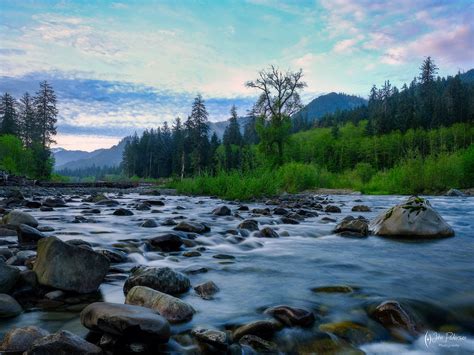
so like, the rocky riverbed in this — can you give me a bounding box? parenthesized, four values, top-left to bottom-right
(0, 188, 473, 354)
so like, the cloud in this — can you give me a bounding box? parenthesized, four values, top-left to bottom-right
(0, 48, 27, 56)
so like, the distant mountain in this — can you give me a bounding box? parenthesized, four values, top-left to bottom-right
(209, 116, 251, 138)
(55, 137, 130, 171)
(52, 148, 98, 167)
(295, 92, 367, 122)
(460, 69, 474, 84)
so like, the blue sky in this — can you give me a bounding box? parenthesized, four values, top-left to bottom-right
(0, 0, 473, 150)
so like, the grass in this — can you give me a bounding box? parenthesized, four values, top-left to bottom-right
(170, 145, 474, 200)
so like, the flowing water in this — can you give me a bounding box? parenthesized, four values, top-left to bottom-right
(1, 193, 474, 353)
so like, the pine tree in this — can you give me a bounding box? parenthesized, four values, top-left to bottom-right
(0, 93, 18, 136)
(188, 95, 210, 175)
(223, 105, 242, 146)
(33, 81, 58, 148)
(18, 92, 36, 147)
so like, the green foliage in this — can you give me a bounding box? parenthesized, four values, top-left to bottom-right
(0, 135, 33, 175)
(49, 173, 70, 183)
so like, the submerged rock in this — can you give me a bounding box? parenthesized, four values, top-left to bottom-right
(80, 302, 170, 343)
(33, 237, 110, 293)
(123, 266, 191, 295)
(141, 219, 158, 228)
(370, 196, 455, 238)
(191, 328, 228, 348)
(2, 210, 38, 227)
(319, 321, 374, 345)
(264, 305, 315, 327)
(126, 286, 195, 323)
(25, 330, 102, 354)
(334, 216, 369, 237)
(239, 334, 277, 352)
(311, 285, 354, 293)
(232, 320, 283, 341)
(0, 326, 49, 353)
(194, 281, 219, 300)
(0, 294, 23, 318)
(369, 300, 420, 336)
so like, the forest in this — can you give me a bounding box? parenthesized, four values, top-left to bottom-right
(0, 81, 58, 179)
(120, 58, 474, 197)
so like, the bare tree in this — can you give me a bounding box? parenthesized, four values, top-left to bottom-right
(245, 66, 306, 163)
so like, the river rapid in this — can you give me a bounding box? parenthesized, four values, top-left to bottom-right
(1, 191, 473, 354)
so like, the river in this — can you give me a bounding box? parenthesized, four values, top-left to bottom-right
(1, 192, 473, 353)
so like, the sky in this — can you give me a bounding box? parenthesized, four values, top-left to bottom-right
(0, 0, 473, 151)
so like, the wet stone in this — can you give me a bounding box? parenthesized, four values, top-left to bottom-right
(140, 219, 158, 228)
(17, 224, 46, 245)
(0, 326, 49, 353)
(212, 205, 231, 216)
(239, 335, 277, 352)
(123, 266, 191, 295)
(238, 219, 259, 231)
(192, 328, 228, 349)
(26, 330, 102, 354)
(194, 281, 219, 300)
(256, 227, 279, 238)
(264, 305, 315, 327)
(147, 234, 183, 252)
(113, 208, 134, 216)
(325, 205, 342, 213)
(352, 205, 371, 212)
(232, 320, 283, 341)
(174, 221, 210, 234)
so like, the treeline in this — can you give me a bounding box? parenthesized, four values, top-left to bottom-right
(122, 96, 260, 178)
(56, 165, 122, 181)
(0, 81, 58, 178)
(318, 58, 474, 134)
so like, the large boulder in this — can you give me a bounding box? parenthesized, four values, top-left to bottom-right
(2, 210, 38, 227)
(25, 330, 102, 354)
(369, 300, 420, 336)
(0, 263, 20, 293)
(370, 196, 455, 238)
(0, 294, 22, 318)
(126, 286, 195, 323)
(212, 205, 231, 216)
(123, 266, 190, 295)
(33, 237, 109, 293)
(264, 305, 315, 327)
(0, 326, 49, 353)
(80, 302, 170, 343)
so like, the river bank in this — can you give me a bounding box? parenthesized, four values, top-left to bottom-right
(0, 188, 473, 353)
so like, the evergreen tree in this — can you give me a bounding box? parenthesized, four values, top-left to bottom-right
(18, 92, 36, 147)
(33, 81, 58, 148)
(188, 95, 210, 175)
(0, 93, 18, 136)
(223, 105, 242, 146)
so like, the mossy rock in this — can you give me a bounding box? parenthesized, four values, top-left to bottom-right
(319, 321, 375, 345)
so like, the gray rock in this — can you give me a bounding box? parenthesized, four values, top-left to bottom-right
(0, 263, 20, 293)
(334, 216, 369, 237)
(126, 285, 195, 323)
(325, 205, 341, 213)
(191, 328, 227, 348)
(2, 210, 38, 227)
(123, 266, 190, 295)
(80, 302, 170, 343)
(352, 205, 371, 212)
(446, 188, 466, 197)
(212, 205, 231, 216)
(194, 281, 219, 300)
(141, 219, 158, 228)
(232, 320, 283, 341)
(256, 227, 279, 238)
(96, 248, 128, 263)
(370, 196, 455, 238)
(0, 294, 22, 318)
(239, 335, 277, 352)
(264, 305, 315, 327)
(173, 221, 210, 234)
(33, 237, 110, 293)
(0, 326, 49, 353)
(147, 234, 183, 252)
(113, 208, 134, 216)
(17, 224, 46, 245)
(25, 330, 102, 354)
(238, 219, 259, 231)
(370, 300, 420, 336)
(95, 199, 119, 206)
(42, 197, 67, 208)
